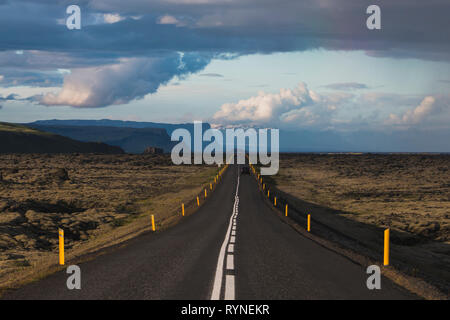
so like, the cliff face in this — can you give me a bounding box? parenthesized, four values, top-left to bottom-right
(29, 119, 211, 136)
(0, 123, 124, 154)
(26, 124, 174, 154)
(27, 119, 213, 154)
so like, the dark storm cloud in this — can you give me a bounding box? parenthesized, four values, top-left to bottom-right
(1, 0, 449, 59)
(0, 93, 30, 105)
(0, 68, 63, 87)
(0, 93, 20, 101)
(0, 0, 449, 107)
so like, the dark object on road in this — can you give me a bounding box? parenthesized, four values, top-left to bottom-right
(241, 166, 250, 175)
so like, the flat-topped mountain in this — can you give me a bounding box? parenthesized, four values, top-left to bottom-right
(0, 122, 124, 154)
(26, 124, 174, 154)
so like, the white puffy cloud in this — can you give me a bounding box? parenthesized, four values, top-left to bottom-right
(103, 13, 125, 24)
(39, 53, 212, 108)
(157, 15, 185, 27)
(386, 96, 438, 125)
(212, 83, 450, 132)
(212, 82, 352, 128)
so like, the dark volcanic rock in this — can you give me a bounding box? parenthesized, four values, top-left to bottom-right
(54, 168, 69, 181)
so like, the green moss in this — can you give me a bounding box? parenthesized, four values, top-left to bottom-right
(0, 122, 53, 136)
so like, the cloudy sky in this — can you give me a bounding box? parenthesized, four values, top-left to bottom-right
(0, 0, 449, 151)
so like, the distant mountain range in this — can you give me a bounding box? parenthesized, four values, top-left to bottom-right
(27, 124, 173, 154)
(10, 119, 447, 154)
(0, 122, 124, 154)
(27, 119, 211, 154)
(29, 119, 210, 135)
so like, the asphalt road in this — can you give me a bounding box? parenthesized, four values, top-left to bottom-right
(3, 165, 416, 300)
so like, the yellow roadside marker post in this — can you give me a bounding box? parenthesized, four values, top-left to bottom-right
(285, 204, 288, 217)
(197, 196, 200, 207)
(263, 184, 265, 190)
(210, 183, 213, 190)
(182, 203, 185, 216)
(267, 190, 270, 198)
(205, 189, 207, 198)
(151, 214, 156, 231)
(307, 214, 311, 232)
(58, 228, 64, 265)
(384, 229, 390, 266)
(274, 197, 277, 206)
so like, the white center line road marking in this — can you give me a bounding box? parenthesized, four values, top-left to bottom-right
(226, 254, 234, 270)
(224, 275, 235, 300)
(210, 170, 240, 300)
